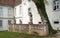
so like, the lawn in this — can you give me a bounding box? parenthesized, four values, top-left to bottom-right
(0, 31, 52, 38)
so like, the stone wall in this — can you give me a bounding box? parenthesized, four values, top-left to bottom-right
(8, 23, 49, 36)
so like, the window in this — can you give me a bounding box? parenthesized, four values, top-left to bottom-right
(53, 0, 59, 10)
(28, 8, 31, 11)
(0, 20, 2, 27)
(8, 8, 13, 17)
(28, 8, 31, 12)
(54, 21, 59, 24)
(0, 7, 3, 16)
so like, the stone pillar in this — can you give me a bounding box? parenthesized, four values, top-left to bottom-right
(13, 16, 16, 32)
(29, 23, 31, 34)
(43, 20, 47, 25)
(43, 20, 49, 35)
(13, 16, 16, 24)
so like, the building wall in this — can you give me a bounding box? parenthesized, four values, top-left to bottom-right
(45, 0, 60, 30)
(15, 0, 42, 24)
(0, 6, 14, 30)
(30, 1, 41, 24)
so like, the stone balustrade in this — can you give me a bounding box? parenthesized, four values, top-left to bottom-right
(8, 23, 49, 36)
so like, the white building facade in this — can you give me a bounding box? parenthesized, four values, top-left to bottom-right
(0, 6, 14, 31)
(44, 0, 60, 30)
(15, 0, 42, 24)
(0, 0, 42, 30)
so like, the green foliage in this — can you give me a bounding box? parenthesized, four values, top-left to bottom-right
(33, 0, 57, 34)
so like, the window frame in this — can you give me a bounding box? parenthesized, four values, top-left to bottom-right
(53, 0, 60, 11)
(0, 7, 3, 16)
(8, 8, 13, 17)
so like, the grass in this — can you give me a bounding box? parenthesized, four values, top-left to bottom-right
(0, 31, 55, 38)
